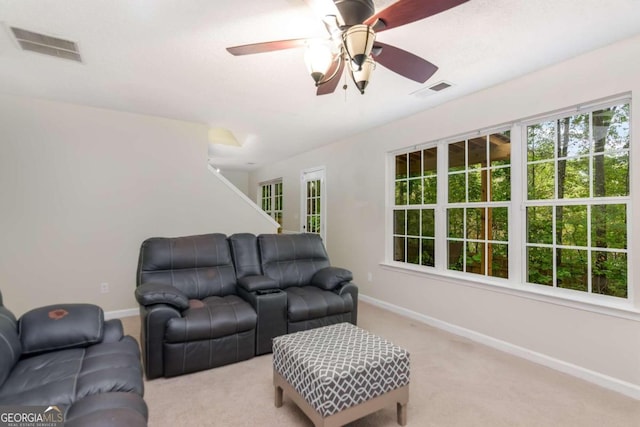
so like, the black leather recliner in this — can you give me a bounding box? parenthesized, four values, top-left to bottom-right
(0, 290, 147, 426)
(230, 233, 358, 353)
(257, 233, 358, 332)
(135, 233, 257, 379)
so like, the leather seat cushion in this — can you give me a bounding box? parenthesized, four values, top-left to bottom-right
(286, 287, 353, 322)
(165, 295, 257, 343)
(65, 392, 148, 427)
(0, 337, 143, 406)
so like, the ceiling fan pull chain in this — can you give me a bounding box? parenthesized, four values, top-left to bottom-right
(342, 62, 349, 104)
(343, 68, 348, 102)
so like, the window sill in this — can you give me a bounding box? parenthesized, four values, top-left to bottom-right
(379, 261, 640, 322)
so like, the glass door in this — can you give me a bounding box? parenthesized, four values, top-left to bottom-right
(301, 167, 326, 241)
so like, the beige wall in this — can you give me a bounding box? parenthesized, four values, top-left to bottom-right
(0, 94, 277, 316)
(249, 35, 640, 391)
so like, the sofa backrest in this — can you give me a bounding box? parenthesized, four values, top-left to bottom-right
(137, 233, 237, 299)
(0, 291, 21, 386)
(258, 233, 330, 289)
(228, 233, 262, 279)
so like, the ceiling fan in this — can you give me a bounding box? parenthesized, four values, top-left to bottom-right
(226, 0, 469, 95)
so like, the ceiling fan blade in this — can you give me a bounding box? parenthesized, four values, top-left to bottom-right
(373, 42, 438, 83)
(317, 58, 345, 96)
(364, 0, 469, 32)
(226, 39, 310, 56)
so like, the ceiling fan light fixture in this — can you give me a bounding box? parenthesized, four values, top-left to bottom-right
(351, 56, 375, 94)
(342, 24, 375, 70)
(304, 42, 334, 85)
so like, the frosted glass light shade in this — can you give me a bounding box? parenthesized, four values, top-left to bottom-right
(305, 42, 334, 84)
(343, 24, 375, 69)
(352, 56, 375, 94)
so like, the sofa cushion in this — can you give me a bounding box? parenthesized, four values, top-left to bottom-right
(165, 295, 257, 343)
(259, 234, 330, 288)
(285, 287, 353, 322)
(138, 233, 238, 299)
(0, 336, 143, 406)
(19, 304, 103, 355)
(0, 306, 21, 386)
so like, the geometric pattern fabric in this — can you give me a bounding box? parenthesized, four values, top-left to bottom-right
(273, 322, 410, 417)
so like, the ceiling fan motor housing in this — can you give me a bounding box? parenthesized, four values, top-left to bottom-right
(334, 0, 375, 26)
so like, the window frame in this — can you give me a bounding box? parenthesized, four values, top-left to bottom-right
(385, 94, 633, 311)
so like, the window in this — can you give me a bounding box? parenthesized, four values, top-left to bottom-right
(525, 102, 629, 298)
(447, 132, 511, 278)
(393, 147, 437, 266)
(388, 96, 630, 302)
(260, 180, 283, 231)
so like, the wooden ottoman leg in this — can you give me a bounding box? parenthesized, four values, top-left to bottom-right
(396, 384, 409, 426)
(275, 385, 283, 408)
(397, 402, 407, 426)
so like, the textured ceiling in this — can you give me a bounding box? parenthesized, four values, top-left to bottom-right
(1, 0, 639, 170)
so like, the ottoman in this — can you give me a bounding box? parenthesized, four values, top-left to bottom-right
(273, 322, 410, 427)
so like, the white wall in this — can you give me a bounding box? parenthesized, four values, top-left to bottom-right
(249, 35, 640, 393)
(0, 94, 277, 316)
(219, 169, 250, 196)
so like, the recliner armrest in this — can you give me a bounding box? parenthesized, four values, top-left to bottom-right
(19, 303, 104, 355)
(102, 319, 125, 343)
(336, 282, 358, 325)
(311, 266, 353, 290)
(135, 283, 189, 310)
(237, 275, 279, 292)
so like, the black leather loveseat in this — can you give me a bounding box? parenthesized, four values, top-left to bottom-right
(0, 290, 147, 426)
(135, 232, 357, 379)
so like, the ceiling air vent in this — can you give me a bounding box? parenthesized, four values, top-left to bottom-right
(410, 80, 454, 98)
(11, 27, 82, 62)
(429, 81, 452, 92)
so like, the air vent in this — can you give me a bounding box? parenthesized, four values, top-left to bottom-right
(429, 81, 452, 92)
(410, 80, 454, 98)
(11, 27, 82, 62)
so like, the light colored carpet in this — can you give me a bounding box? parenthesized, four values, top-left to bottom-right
(121, 303, 640, 426)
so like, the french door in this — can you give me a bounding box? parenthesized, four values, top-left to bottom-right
(301, 167, 326, 241)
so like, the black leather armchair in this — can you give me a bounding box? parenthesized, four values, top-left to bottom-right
(257, 233, 358, 333)
(135, 233, 257, 379)
(229, 232, 358, 350)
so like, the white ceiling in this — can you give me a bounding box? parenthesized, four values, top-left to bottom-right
(1, 0, 639, 170)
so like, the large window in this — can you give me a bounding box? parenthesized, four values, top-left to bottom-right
(525, 102, 629, 298)
(389, 97, 630, 302)
(260, 180, 283, 231)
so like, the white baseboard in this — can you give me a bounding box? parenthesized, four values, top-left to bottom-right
(359, 294, 640, 400)
(104, 307, 138, 320)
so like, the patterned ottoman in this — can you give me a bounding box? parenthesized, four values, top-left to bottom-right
(273, 322, 410, 427)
